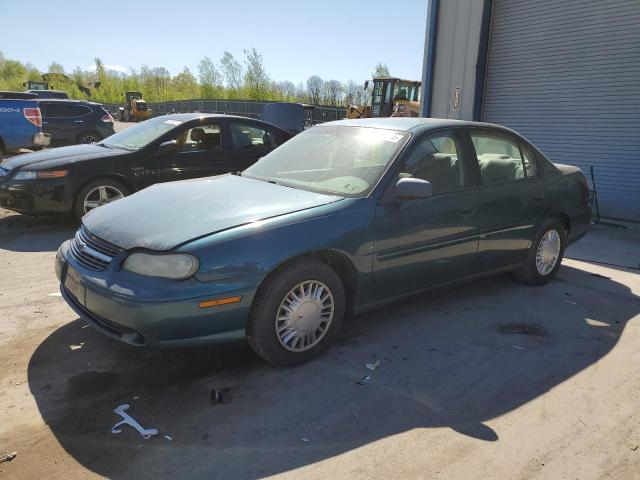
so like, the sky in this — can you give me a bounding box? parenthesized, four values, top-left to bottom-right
(0, 0, 428, 84)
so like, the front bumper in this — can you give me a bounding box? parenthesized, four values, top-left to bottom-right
(56, 240, 254, 348)
(0, 177, 71, 214)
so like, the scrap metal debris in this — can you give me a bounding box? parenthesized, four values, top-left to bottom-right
(111, 404, 158, 439)
(512, 345, 524, 351)
(211, 387, 231, 404)
(164, 435, 173, 441)
(0, 452, 17, 463)
(366, 360, 380, 371)
(356, 375, 371, 385)
(301, 437, 310, 442)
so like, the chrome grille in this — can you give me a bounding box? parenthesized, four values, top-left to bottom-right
(69, 227, 121, 271)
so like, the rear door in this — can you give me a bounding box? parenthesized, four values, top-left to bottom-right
(465, 128, 545, 269)
(373, 129, 481, 299)
(145, 121, 223, 184)
(42, 103, 92, 143)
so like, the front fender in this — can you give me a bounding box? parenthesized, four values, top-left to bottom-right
(181, 198, 377, 304)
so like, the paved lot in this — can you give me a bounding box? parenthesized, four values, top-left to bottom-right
(0, 208, 639, 479)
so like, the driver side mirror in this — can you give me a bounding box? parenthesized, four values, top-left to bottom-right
(395, 177, 433, 200)
(157, 140, 177, 153)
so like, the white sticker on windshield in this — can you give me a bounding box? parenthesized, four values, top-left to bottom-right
(163, 120, 182, 126)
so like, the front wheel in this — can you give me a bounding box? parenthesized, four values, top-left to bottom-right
(514, 217, 566, 285)
(247, 259, 345, 366)
(73, 178, 130, 222)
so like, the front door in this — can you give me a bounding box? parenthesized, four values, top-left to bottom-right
(467, 129, 545, 269)
(145, 123, 223, 184)
(373, 129, 481, 300)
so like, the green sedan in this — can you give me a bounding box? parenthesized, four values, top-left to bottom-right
(55, 118, 591, 365)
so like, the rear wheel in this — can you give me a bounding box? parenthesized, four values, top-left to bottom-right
(73, 178, 130, 222)
(247, 259, 345, 366)
(77, 131, 101, 144)
(514, 217, 566, 285)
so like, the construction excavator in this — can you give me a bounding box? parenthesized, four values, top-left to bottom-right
(346, 77, 421, 119)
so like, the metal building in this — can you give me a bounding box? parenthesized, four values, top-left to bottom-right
(421, 0, 640, 222)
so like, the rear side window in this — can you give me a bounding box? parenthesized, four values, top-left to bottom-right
(521, 143, 538, 177)
(43, 104, 91, 118)
(471, 133, 525, 184)
(230, 123, 276, 149)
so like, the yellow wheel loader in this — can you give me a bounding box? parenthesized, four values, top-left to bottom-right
(347, 77, 421, 119)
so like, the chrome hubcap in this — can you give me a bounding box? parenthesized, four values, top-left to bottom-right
(536, 229, 561, 275)
(83, 186, 124, 213)
(275, 280, 334, 352)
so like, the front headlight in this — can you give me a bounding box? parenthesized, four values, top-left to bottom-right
(122, 252, 199, 280)
(12, 171, 37, 180)
(12, 170, 68, 180)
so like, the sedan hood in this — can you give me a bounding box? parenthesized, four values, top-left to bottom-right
(83, 174, 341, 250)
(1, 144, 124, 171)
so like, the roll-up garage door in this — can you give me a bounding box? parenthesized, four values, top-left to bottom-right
(481, 0, 640, 222)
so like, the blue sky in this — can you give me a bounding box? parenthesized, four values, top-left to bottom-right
(1, 0, 428, 84)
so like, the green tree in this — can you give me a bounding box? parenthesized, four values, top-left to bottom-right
(220, 51, 243, 94)
(197, 56, 223, 98)
(373, 62, 390, 78)
(243, 48, 269, 100)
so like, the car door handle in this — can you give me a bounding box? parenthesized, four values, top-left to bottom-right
(74, 120, 84, 123)
(458, 206, 477, 217)
(533, 195, 544, 202)
(42, 121, 48, 125)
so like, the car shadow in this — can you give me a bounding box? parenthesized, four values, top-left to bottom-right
(26, 264, 639, 479)
(0, 212, 75, 252)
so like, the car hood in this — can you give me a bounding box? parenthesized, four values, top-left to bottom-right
(83, 174, 342, 251)
(1, 144, 125, 171)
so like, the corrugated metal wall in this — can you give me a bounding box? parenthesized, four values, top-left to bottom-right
(482, 0, 640, 221)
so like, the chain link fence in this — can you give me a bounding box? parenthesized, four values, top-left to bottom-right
(103, 99, 346, 124)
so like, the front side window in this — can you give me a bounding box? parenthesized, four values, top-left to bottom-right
(398, 132, 464, 194)
(472, 132, 525, 184)
(175, 124, 221, 153)
(244, 125, 408, 197)
(230, 123, 275, 149)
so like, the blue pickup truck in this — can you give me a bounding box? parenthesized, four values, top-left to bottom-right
(0, 91, 51, 156)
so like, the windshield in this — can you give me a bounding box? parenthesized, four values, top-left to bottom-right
(243, 125, 408, 197)
(101, 117, 182, 150)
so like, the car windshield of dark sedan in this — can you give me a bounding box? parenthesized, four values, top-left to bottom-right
(243, 125, 408, 197)
(100, 117, 183, 150)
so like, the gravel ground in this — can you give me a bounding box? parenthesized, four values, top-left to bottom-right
(0, 211, 639, 479)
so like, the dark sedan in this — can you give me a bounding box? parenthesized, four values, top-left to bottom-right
(55, 118, 590, 366)
(0, 114, 292, 220)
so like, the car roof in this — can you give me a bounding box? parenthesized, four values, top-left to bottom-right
(325, 117, 511, 133)
(37, 98, 103, 106)
(159, 113, 291, 132)
(161, 113, 265, 121)
(27, 89, 67, 94)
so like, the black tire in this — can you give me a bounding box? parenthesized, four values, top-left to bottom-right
(77, 131, 101, 144)
(514, 217, 566, 285)
(73, 178, 130, 222)
(247, 259, 346, 366)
